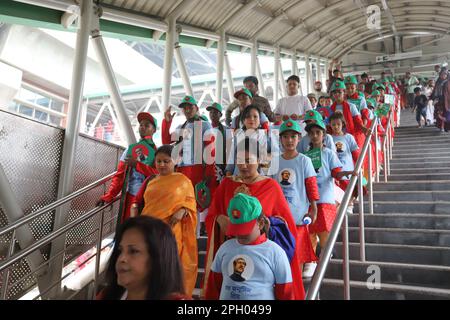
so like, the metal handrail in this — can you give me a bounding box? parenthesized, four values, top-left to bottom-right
(0, 198, 119, 273)
(8, 213, 117, 290)
(306, 116, 385, 300)
(0, 172, 116, 237)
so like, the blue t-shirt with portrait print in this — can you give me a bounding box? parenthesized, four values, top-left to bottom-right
(332, 134, 359, 180)
(273, 154, 317, 225)
(316, 148, 343, 204)
(298, 133, 336, 154)
(211, 238, 292, 300)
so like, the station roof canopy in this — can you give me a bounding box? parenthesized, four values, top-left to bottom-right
(6, 0, 450, 60)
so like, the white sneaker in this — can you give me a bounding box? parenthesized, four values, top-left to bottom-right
(303, 262, 317, 278)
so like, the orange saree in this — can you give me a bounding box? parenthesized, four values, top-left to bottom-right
(141, 172, 198, 296)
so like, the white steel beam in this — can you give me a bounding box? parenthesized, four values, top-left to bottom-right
(216, 29, 226, 104)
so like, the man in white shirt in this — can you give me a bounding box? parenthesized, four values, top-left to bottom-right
(274, 75, 312, 136)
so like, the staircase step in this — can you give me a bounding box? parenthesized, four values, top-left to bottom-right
(394, 135, 450, 142)
(393, 143, 450, 150)
(393, 151, 450, 158)
(372, 191, 450, 202)
(199, 251, 207, 268)
(304, 279, 450, 300)
(387, 168, 450, 174)
(325, 259, 450, 290)
(333, 242, 450, 266)
(195, 268, 205, 289)
(389, 162, 450, 169)
(374, 180, 450, 191)
(390, 156, 450, 163)
(197, 236, 207, 252)
(338, 227, 450, 247)
(356, 201, 450, 214)
(387, 173, 450, 181)
(348, 213, 450, 229)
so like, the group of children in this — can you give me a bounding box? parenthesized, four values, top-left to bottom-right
(100, 73, 399, 300)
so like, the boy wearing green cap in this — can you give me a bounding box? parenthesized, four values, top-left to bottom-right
(273, 119, 320, 273)
(345, 75, 368, 112)
(162, 96, 218, 213)
(204, 193, 294, 300)
(297, 110, 336, 154)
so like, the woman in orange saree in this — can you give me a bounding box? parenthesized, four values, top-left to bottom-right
(202, 137, 306, 300)
(133, 145, 198, 297)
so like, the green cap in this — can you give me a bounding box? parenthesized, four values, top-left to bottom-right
(305, 118, 326, 132)
(376, 83, 386, 91)
(206, 102, 223, 114)
(344, 75, 358, 85)
(366, 98, 376, 108)
(279, 119, 302, 135)
(303, 110, 324, 123)
(179, 95, 197, 108)
(234, 88, 253, 99)
(382, 78, 390, 83)
(330, 80, 346, 92)
(226, 193, 262, 236)
(371, 90, 381, 96)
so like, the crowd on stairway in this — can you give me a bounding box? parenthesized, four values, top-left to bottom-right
(94, 60, 449, 301)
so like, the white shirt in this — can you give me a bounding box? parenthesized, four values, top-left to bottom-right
(274, 95, 312, 117)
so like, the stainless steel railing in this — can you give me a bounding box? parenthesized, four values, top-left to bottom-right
(306, 107, 395, 300)
(0, 172, 118, 300)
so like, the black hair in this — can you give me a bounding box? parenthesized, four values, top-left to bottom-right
(101, 216, 185, 300)
(333, 69, 340, 74)
(236, 136, 261, 160)
(240, 104, 262, 130)
(329, 111, 347, 128)
(414, 87, 422, 94)
(287, 75, 300, 83)
(155, 144, 174, 158)
(361, 73, 368, 79)
(243, 76, 258, 86)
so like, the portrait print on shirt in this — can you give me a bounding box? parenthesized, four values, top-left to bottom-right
(228, 255, 254, 283)
(278, 168, 296, 186)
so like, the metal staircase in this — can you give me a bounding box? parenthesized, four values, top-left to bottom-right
(307, 110, 450, 299)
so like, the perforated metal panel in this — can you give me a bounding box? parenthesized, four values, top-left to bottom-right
(64, 135, 123, 261)
(0, 110, 123, 299)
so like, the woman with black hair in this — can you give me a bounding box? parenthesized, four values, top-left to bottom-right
(98, 216, 188, 300)
(130, 145, 198, 296)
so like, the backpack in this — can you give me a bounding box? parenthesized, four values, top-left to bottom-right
(264, 216, 296, 263)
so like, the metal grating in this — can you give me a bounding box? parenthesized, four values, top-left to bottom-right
(64, 135, 122, 261)
(0, 110, 123, 299)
